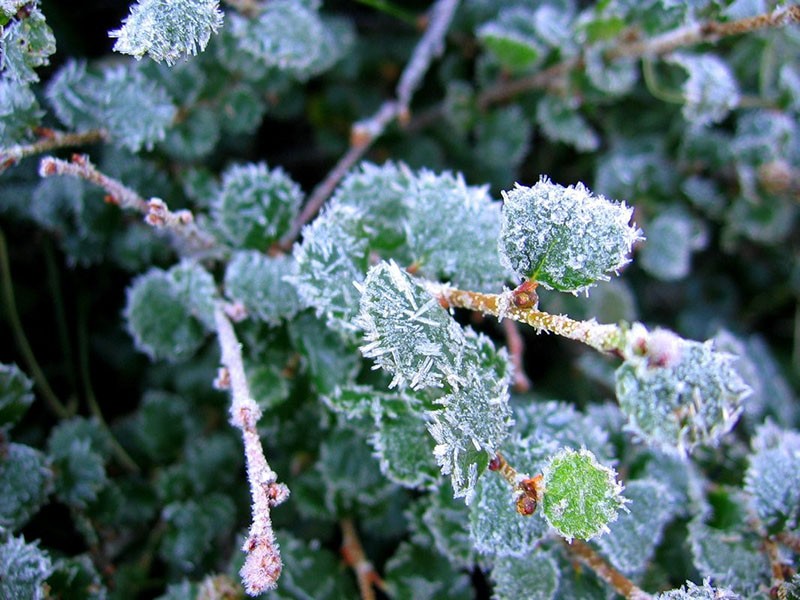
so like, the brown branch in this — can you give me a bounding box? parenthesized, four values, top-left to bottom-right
(564, 539, 653, 600)
(340, 518, 386, 600)
(38, 154, 218, 254)
(776, 531, 800, 553)
(214, 304, 290, 595)
(0, 128, 107, 173)
(279, 0, 459, 248)
(488, 453, 542, 517)
(502, 319, 531, 392)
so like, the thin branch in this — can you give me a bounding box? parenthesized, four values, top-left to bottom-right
(776, 531, 800, 553)
(0, 128, 107, 173)
(0, 228, 72, 419)
(38, 154, 218, 255)
(488, 452, 542, 516)
(340, 518, 387, 600)
(222, 0, 263, 17)
(432, 284, 626, 355)
(214, 303, 289, 596)
(564, 539, 653, 600)
(280, 0, 460, 248)
(502, 319, 531, 392)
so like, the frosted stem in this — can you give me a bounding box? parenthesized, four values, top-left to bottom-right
(0, 128, 107, 173)
(214, 304, 289, 596)
(565, 539, 652, 600)
(435, 286, 626, 355)
(281, 0, 459, 247)
(502, 319, 531, 392)
(38, 154, 218, 254)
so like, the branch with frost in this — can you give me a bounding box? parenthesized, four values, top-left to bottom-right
(564, 539, 652, 600)
(0, 129, 108, 173)
(280, 0, 459, 247)
(214, 303, 289, 596)
(38, 154, 218, 254)
(431, 283, 626, 355)
(502, 319, 531, 392)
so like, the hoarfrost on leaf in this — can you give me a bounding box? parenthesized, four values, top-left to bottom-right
(109, 0, 224, 66)
(667, 52, 740, 127)
(498, 177, 641, 292)
(491, 551, 559, 600)
(615, 324, 749, 455)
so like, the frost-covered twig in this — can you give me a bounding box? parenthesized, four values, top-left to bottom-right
(214, 304, 289, 596)
(0, 129, 107, 173)
(565, 539, 652, 600)
(222, 0, 262, 17)
(434, 285, 626, 355)
(340, 518, 385, 600)
(502, 319, 531, 392)
(39, 154, 218, 254)
(281, 0, 459, 247)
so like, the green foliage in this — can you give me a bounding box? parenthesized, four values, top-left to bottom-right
(498, 177, 640, 290)
(0, 535, 52, 600)
(0, 4, 55, 84)
(224, 251, 300, 325)
(47, 417, 110, 508)
(384, 541, 473, 600)
(110, 0, 224, 66)
(0, 442, 51, 530)
(541, 447, 627, 541)
(0, 362, 33, 426)
(491, 551, 559, 600)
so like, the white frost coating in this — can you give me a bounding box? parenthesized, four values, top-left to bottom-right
(110, 0, 224, 66)
(667, 52, 740, 127)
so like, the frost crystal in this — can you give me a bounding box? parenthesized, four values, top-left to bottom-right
(668, 52, 740, 127)
(498, 177, 640, 291)
(616, 324, 749, 455)
(109, 0, 224, 66)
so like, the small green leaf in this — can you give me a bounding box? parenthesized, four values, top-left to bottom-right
(225, 251, 300, 325)
(541, 448, 627, 542)
(667, 52, 740, 127)
(384, 541, 472, 600)
(0, 7, 56, 84)
(492, 550, 559, 600)
(0, 535, 52, 600)
(477, 7, 545, 72)
(0, 442, 51, 530)
(535, 95, 600, 153)
(47, 418, 109, 508)
(0, 363, 34, 427)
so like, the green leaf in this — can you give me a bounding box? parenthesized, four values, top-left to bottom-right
(225, 251, 300, 325)
(47, 555, 107, 600)
(655, 580, 741, 600)
(383, 541, 473, 600)
(541, 448, 627, 542)
(491, 550, 559, 600)
(0, 535, 52, 600)
(0, 6, 55, 84)
(0, 80, 42, 144)
(535, 95, 600, 152)
(639, 209, 706, 281)
(0, 363, 34, 427)
(47, 418, 109, 508)
(498, 177, 640, 291)
(110, 0, 224, 66)
(477, 7, 545, 72)
(134, 391, 195, 463)
(212, 162, 303, 249)
(416, 482, 474, 568)
(615, 325, 750, 455)
(667, 52, 740, 127)
(0, 442, 51, 530)
(46, 60, 177, 152)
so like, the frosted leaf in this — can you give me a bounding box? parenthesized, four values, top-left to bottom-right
(472, 104, 532, 190)
(414, 482, 474, 568)
(46, 60, 177, 151)
(0, 443, 51, 530)
(688, 518, 770, 595)
(329, 161, 415, 254)
(469, 436, 552, 557)
(0, 535, 53, 600)
(47, 418, 110, 508)
(370, 402, 440, 490)
(535, 95, 600, 152)
(357, 260, 466, 391)
(405, 169, 510, 292)
(779, 64, 800, 112)
(744, 422, 800, 533)
(109, 0, 223, 66)
(224, 251, 299, 325)
(491, 551, 559, 600)
(638, 449, 708, 519)
(498, 177, 640, 291)
(477, 7, 545, 72)
(159, 495, 235, 572)
(667, 52, 740, 127)
(0, 80, 43, 144)
(229, 1, 349, 79)
(594, 479, 676, 575)
(639, 209, 706, 281)
(540, 448, 627, 542)
(383, 541, 472, 600)
(167, 260, 217, 330)
(0, 362, 34, 427)
(615, 324, 749, 455)
(212, 162, 303, 249)
(585, 44, 638, 96)
(270, 531, 358, 598)
(291, 202, 370, 334)
(655, 580, 741, 600)
(731, 109, 798, 166)
(0, 6, 55, 84)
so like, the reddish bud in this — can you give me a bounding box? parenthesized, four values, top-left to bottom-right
(488, 455, 503, 471)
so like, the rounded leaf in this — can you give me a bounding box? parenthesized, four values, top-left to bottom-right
(0, 443, 51, 530)
(0, 363, 34, 427)
(225, 251, 299, 325)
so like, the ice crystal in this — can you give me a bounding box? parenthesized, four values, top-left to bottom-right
(110, 0, 223, 66)
(498, 177, 640, 291)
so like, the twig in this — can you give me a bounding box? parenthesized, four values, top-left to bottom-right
(564, 539, 653, 600)
(0, 228, 72, 419)
(222, 0, 263, 17)
(502, 319, 531, 392)
(0, 128, 107, 173)
(38, 154, 218, 254)
(776, 531, 800, 553)
(340, 518, 386, 600)
(214, 303, 289, 596)
(488, 452, 542, 516)
(432, 285, 626, 355)
(280, 0, 460, 248)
